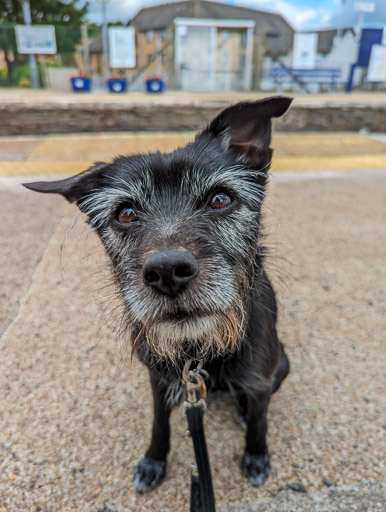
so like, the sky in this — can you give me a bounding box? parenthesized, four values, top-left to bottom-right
(83, 0, 386, 31)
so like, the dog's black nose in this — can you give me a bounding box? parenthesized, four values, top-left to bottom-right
(143, 249, 198, 296)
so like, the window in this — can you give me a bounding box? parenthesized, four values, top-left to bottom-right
(147, 30, 154, 42)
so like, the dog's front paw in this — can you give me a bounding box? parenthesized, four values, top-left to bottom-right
(133, 456, 166, 493)
(241, 452, 270, 487)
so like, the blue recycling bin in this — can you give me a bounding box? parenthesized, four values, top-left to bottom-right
(107, 78, 128, 93)
(71, 76, 91, 92)
(146, 77, 165, 93)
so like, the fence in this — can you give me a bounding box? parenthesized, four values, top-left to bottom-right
(0, 23, 99, 87)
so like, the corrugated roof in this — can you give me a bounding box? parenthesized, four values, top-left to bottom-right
(130, 0, 294, 56)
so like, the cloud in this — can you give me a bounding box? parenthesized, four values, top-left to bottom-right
(236, 0, 337, 29)
(83, 0, 143, 24)
(84, 0, 333, 28)
(83, 0, 386, 30)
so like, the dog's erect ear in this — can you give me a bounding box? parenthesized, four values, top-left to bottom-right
(23, 162, 109, 203)
(204, 96, 292, 168)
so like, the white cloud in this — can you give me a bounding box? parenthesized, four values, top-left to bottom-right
(83, 0, 386, 30)
(84, 0, 328, 27)
(235, 0, 334, 29)
(84, 0, 142, 24)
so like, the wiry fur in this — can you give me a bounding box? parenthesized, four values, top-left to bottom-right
(77, 151, 266, 367)
(23, 97, 293, 494)
(143, 306, 244, 364)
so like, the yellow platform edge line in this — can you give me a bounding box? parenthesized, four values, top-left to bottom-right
(272, 155, 386, 171)
(0, 161, 92, 177)
(1, 155, 386, 177)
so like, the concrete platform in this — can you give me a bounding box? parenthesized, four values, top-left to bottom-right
(0, 169, 385, 511)
(1, 132, 386, 177)
(2, 89, 386, 105)
(1, 89, 386, 135)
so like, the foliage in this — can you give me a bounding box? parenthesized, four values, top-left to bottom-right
(0, 0, 88, 84)
(0, 23, 15, 52)
(0, 0, 88, 24)
(14, 61, 43, 86)
(55, 23, 82, 53)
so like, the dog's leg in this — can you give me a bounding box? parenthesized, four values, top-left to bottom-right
(240, 390, 271, 486)
(272, 342, 290, 394)
(133, 370, 171, 493)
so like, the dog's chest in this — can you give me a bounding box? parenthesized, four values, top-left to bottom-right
(159, 356, 238, 407)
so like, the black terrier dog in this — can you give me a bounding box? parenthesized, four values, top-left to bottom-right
(24, 96, 292, 493)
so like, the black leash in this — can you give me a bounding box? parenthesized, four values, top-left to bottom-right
(183, 361, 216, 512)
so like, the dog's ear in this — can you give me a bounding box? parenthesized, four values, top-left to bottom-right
(204, 96, 292, 168)
(23, 162, 109, 203)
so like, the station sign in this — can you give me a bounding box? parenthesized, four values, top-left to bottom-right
(354, 2, 375, 13)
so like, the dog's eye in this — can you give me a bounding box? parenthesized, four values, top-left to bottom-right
(208, 192, 232, 209)
(117, 207, 138, 224)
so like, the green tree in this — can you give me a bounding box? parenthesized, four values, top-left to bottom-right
(0, 0, 88, 84)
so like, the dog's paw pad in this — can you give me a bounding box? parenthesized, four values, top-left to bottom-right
(241, 452, 270, 487)
(133, 456, 166, 493)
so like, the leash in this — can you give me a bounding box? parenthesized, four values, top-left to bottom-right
(183, 361, 216, 512)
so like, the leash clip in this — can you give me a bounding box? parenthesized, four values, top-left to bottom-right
(183, 360, 208, 409)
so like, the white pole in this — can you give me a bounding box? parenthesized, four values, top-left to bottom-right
(244, 27, 254, 90)
(98, 0, 110, 78)
(209, 26, 216, 90)
(21, 0, 39, 89)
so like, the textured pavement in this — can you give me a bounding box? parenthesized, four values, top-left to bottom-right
(0, 127, 385, 511)
(1, 132, 386, 177)
(0, 169, 385, 511)
(0, 180, 65, 337)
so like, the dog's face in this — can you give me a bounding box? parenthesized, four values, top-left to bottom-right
(78, 146, 261, 362)
(24, 97, 292, 363)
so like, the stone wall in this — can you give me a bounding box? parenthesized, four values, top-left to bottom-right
(1, 101, 386, 135)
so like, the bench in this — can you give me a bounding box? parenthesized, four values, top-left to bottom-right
(271, 67, 342, 93)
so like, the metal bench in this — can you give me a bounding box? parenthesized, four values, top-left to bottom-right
(271, 66, 342, 93)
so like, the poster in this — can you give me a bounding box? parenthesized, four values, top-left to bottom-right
(293, 32, 317, 69)
(108, 27, 136, 68)
(367, 44, 386, 82)
(15, 25, 56, 54)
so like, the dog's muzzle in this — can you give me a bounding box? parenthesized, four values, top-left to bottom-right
(142, 249, 199, 297)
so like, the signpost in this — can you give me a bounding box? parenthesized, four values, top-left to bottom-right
(20, 0, 38, 89)
(98, 0, 110, 78)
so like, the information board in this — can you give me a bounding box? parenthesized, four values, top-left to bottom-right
(108, 27, 136, 68)
(367, 44, 386, 82)
(15, 25, 56, 54)
(293, 33, 317, 69)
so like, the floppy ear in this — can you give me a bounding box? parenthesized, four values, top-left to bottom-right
(204, 96, 292, 169)
(23, 162, 109, 203)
